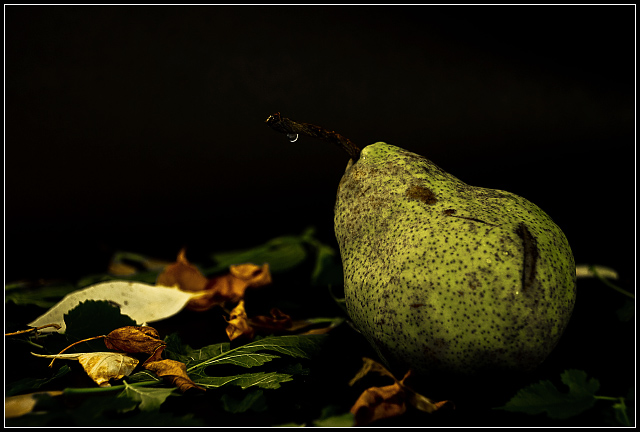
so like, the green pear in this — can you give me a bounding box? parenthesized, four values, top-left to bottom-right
(334, 143, 576, 377)
(265, 113, 576, 378)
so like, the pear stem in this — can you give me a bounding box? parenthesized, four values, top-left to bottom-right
(265, 112, 361, 161)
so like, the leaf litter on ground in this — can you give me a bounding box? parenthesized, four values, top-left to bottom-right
(6, 225, 634, 426)
(496, 369, 632, 426)
(348, 357, 453, 426)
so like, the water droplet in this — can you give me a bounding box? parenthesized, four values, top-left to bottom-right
(486, 258, 492, 264)
(287, 133, 299, 143)
(503, 251, 509, 255)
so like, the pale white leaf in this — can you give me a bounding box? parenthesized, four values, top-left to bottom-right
(27, 281, 201, 333)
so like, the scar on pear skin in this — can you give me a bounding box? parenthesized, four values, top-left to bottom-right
(406, 185, 437, 205)
(443, 209, 500, 227)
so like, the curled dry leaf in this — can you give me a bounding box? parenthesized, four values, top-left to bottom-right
(225, 302, 344, 341)
(144, 359, 205, 393)
(156, 249, 273, 312)
(104, 326, 166, 365)
(229, 263, 272, 287)
(32, 352, 139, 387)
(349, 357, 396, 386)
(225, 300, 255, 341)
(351, 382, 408, 426)
(187, 263, 272, 312)
(349, 357, 452, 426)
(156, 248, 209, 292)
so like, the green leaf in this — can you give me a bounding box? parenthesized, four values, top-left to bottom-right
(206, 232, 309, 275)
(119, 381, 177, 412)
(220, 389, 268, 413)
(166, 339, 230, 368)
(193, 371, 294, 390)
(64, 300, 138, 341)
(187, 335, 327, 372)
(182, 335, 326, 391)
(5, 365, 72, 397)
(496, 369, 600, 419)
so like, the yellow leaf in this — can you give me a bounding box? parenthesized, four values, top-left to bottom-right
(31, 352, 139, 387)
(77, 352, 140, 387)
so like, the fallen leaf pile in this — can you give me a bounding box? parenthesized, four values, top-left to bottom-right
(158, 249, 340, 340)
(26, 250, 276, 335)
(22, 247, 338, 395)
(32, 325, 204, 392)
(224, 300, 343, 341)
(157, 249, 272, 312)
(349, 357, 453, 426)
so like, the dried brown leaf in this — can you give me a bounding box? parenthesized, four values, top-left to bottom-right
(230, 263, 272, 287)
(399, 370, 454, 413)
(104, 326, 166, 365)
(349, 358, 452, 425)
(249, 308, 293, 331)
(185, 263, 272, 312)
(350, 382, 407, 426)
(349, 357, 396, 386)
(156, 248, 209, 292)
(144, 359, 205, 393)
(225, 300, 255, 341)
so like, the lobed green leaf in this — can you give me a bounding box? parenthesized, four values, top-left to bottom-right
(496, 369, 600, 419)
(119, 382, 177, 412)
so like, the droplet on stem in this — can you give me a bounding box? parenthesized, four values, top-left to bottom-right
(287, 133, 299, 143)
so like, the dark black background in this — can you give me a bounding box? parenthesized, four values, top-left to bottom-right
(5, 5, 635, 286)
